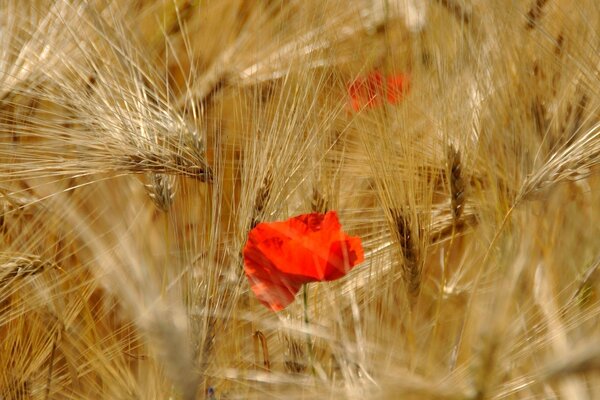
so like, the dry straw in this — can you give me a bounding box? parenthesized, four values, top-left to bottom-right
(0, 0, 599, 399)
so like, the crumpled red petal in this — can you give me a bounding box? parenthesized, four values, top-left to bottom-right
(243, 211, 364, 311)
(386, 73, 409, 104)
(347, 71, 410, 112)
(243, 242, 303, 311)
(348, 71, 384, 111)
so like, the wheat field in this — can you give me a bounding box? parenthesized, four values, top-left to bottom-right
(0, 0, 599, 399)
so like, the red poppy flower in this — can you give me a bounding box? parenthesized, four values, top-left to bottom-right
(347, 71, 409, 111)
(385, 73, 409, 104)
(348, 71, 384, 111)
(243, 211, 364, 311)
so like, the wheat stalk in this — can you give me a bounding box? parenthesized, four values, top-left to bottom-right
(0, 0, 599, 399)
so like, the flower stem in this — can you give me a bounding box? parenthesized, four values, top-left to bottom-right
(303, 284, 309, 325)
(302, 284, 314, 374)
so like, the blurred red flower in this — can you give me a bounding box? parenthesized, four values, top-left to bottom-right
(347, 71, 409, 111)
(243, 211, 364, 311)
(385, 73, 409, 104)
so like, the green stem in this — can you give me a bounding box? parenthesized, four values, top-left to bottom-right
(303, 284, 309, 325)
(303, 284, 314, 374)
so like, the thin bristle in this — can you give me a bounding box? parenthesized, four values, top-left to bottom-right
(0, 0, 599, 399)
(0, 254, 53, 287)
(311, 187, 328, 213)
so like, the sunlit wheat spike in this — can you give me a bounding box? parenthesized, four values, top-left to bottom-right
(311, 187, 328, 213)
(390, 207, 421, 298)
(146, 173, 176, 212)
(250, 173, 272, 229)
(525, 0, 550, 30)
(0, 1, 212, 185)
(560, 91, 590, 140)
(447, 144, 465, 220)
(0, 0, 599, 398)
(0, 253, 52, 287)
(519, 121, 600, 201)
(567, 256, 600, 308)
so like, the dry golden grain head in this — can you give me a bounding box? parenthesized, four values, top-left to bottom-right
(0, 0, 599, 398)
(447, 144, 465, 220)
(146, 173, 177, 211)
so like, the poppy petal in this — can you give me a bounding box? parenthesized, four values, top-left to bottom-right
(386, 73, 409, 104)
(348, 71, 410, 112)
(267, 212, 355, 279)
(243, 237, 304, 311)
(243, 211, 364, 311)
(322, 237, 365, 281)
